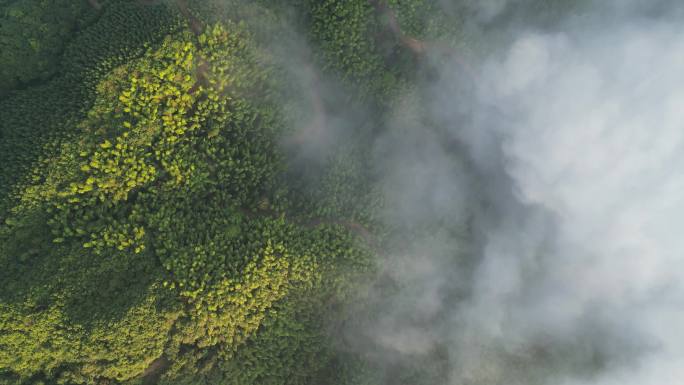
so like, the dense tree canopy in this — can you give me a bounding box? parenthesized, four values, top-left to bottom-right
(0, 0, 528, 384)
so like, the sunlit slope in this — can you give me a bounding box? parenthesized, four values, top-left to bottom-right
(0, 2, 379, 384)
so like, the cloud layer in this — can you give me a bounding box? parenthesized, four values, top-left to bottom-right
(354, 3, 684, 384)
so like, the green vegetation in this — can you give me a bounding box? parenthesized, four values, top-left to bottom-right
(0, 0, 89, 95)
(0, 0, 490, 384)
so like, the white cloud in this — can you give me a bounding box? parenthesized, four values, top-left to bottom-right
(359, 6, 684, 385)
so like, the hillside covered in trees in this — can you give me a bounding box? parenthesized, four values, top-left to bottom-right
(0, 1, 583, 384)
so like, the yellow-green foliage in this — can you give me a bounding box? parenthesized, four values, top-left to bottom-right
(0, 288, 178, 383)
(0, 0, 476, 383)
(0, 13, 377, 384)
(0, 212, 180, 384)
(0, 1, 182, 214)
(0, 0, 590, 383)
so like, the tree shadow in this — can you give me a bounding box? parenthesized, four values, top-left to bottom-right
(0, 205, 167, 330)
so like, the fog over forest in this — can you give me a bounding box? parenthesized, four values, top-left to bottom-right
(0, 1, 682, 384)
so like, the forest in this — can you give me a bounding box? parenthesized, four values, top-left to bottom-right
(0, 1, 613, 385)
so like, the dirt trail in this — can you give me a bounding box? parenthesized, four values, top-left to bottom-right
(175, 0, 203, 36)
(369, 0, 479, 81)
(139, 355, 170, 384)
(87, 0, 102, 10)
